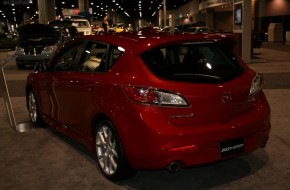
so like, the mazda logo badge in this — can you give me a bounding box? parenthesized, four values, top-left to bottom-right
(221, 92, 232, 103)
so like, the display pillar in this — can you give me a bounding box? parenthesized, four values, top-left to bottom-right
(206, 8, 214, 28)
(37, 0, 56, 24)
(163, 0, 167, 26)
(78, 0, 89, 12)
(23, 11, 30, 24)
(242, 0, 251, 63)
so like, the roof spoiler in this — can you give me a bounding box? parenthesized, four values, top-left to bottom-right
(204, 34, 237, 50)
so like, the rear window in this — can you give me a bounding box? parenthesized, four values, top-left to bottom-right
(72, 20, 90, 28)
(140, 42, 245, 83)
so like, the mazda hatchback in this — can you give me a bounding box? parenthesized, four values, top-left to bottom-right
(26, 32, 271, 181)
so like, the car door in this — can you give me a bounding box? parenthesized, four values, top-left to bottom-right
(50, 40, 123, 139)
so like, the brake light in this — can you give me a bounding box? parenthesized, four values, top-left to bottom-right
(122, 86, 189, 107)
(249, 73, 263, 97)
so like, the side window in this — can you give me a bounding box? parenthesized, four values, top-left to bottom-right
(79, 42, 124, 73)
(108, 46, 124, 69)
(53, 45, 79, 72)
(80, 42, 108, 72)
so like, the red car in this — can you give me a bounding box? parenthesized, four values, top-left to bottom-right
(26, 32, 271, 181)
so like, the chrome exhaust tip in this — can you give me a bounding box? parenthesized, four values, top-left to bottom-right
(167, 161, 180, 172)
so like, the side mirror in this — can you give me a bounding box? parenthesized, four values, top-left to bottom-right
(35, 61, 48, 72)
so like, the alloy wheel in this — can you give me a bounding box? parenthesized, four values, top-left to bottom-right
(95, 125, 119, 176)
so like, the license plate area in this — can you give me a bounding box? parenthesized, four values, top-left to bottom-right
(220, 138, 244, 157)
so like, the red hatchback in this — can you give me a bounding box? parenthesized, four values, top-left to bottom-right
(26, 32, 271, 181)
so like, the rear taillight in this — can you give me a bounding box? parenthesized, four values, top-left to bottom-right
(122, 86, 189, 107)
(249, 73, 263, 97)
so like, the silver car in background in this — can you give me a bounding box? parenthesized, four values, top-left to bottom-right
(15, 24, 60, 69)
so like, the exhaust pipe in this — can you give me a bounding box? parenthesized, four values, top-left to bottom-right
(167, 161, 180, 172)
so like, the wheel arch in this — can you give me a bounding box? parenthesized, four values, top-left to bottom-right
(88, 113, 117, 151)
(90, 112, 136, 179)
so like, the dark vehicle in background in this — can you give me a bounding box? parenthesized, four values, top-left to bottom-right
(174, 24, 195, 33)
(0, 32, 18, 50)
(15, 24, 59, 69)
(183, 27, 217, 34)
(175, 22, 206, 33)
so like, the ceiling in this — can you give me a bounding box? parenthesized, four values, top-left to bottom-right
(0, 0, 192, 23)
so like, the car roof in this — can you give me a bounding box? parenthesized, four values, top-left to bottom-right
(66, 32, 237, 55)
(49, 19, 73, 27)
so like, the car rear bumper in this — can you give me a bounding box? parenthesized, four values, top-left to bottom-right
(119, 93, 271, 170)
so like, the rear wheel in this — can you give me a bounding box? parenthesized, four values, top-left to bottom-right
(95, 120, 136, 181)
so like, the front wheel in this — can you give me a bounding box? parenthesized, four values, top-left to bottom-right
(95, 120, 136, 181)
(27, 89, 44, 127)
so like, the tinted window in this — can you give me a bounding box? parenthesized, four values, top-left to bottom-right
(140, 42, 245, 83)
(72, 20, 90, 28)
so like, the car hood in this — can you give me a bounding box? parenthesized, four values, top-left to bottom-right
(17, 24, 58, 45)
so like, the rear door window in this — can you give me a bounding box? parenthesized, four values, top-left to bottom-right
(77, 41, 124, 73)
(140, 42, 245, 83)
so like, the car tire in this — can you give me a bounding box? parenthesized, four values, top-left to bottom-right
(95, 120, 136, 181)
(27, 89, 45, 127)
(16, 62, 25, 69)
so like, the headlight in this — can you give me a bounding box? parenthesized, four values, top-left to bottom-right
(15, 46, 25, 55)
(249, 73, 263, 96)
(42, 45, 58, 54)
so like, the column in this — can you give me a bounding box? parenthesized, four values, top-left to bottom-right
(78, 0, 89, 13)
(171, 12, 175, 32)
(242, 0, 251, 63)
(163, 0, 167, 26)
(37, 0, 56, 24)
(23, 11, 30, 25)
(159, 10, 162, 27)
(206, 8, 214, 28)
